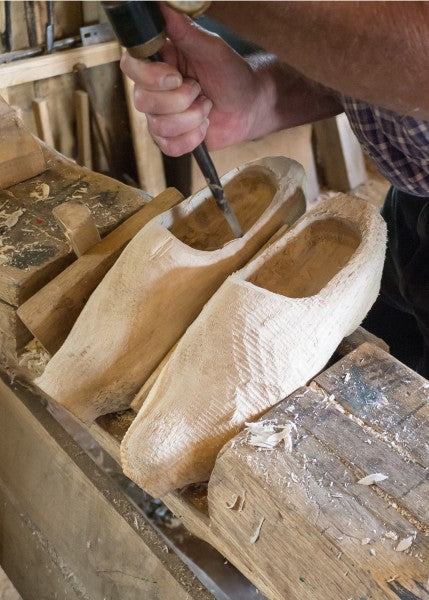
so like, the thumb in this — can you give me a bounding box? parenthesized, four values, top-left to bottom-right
(161, 4, 222, 58)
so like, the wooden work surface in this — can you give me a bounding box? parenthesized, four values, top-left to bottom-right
(0, 144, 148, 307)
(87, 337, 429, 600)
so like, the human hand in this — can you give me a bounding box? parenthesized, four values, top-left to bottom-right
(120, 5, 268, 156)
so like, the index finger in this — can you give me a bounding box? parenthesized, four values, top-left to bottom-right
(120, 52, 183, 91)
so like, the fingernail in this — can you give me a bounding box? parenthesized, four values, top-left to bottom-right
(162, 74, 181, 90)
(201, 118, 209, 134)
(203, 98, 213, 116)
(191, 79, 201, 94)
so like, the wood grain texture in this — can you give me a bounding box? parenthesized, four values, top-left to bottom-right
(0, 41, 121, 87)
(0, 144, 148, 307)
(18, 187, 183, 354)
(314, 114, 367, 192)
(122, 194, 386, 497)
(36, 157, 306, 423)
(86, 339, 429, 600)
(74, 89, 92, 169)
(0, 376, 212, 600)
(0, 98, 46, 188)
(32, 98, 55, 148)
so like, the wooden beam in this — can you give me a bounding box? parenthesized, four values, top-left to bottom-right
(0, 376, 212, 600)
(0, 41, 121, 88)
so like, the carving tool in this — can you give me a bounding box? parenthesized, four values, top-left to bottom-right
(103, 0, 243, 238)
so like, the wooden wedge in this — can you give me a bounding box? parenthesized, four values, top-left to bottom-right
(121, 194, 387, 497)
(35, 157, 306, 423)
(18, 188, 183, 354)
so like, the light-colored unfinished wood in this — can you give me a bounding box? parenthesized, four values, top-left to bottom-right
(74, 89, 92, 169)
(85, 340, 429, 600)
(32, 98, 55, 148)
(314, 113, 367, 192)
(0, 376, 213, 600)
(0, 97, 46, 188)
(0, 41, 121, 88)
(122, 194, 386, 497)
(123, 69, 166, 195)
(17, 187, 183, 354)
(52, 202, 101, 257)
(36, 157, 306, 423)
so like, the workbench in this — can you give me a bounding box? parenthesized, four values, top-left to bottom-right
(0, 146, 428, 600)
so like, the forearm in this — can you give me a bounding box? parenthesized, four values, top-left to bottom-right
(209, 1, 429, 118)
(247, 53, 342, 139)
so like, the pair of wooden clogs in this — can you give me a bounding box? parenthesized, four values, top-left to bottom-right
(36, 157, 386, 497)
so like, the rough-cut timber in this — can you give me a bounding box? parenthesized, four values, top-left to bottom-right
(36, 157, 306, 423)
(86, 338, 429, 600)
(122, 194, 387, 497)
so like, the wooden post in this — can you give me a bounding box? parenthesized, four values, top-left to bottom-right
(32, 98, 55, 148)
(74, 90, 92, 169)
(314, 113, 367, 192)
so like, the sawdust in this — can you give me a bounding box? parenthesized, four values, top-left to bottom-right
(357, 473, 388, 485)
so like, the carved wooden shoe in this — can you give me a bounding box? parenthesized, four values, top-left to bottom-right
(35, 157, 305, 423)
(121, 194, 387, 497)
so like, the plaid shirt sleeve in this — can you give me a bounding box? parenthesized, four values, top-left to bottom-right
(341, 95, 429, 196)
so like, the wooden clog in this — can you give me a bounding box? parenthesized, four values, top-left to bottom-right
(36, 157, 305, 423)
(122, 194, 387, 497)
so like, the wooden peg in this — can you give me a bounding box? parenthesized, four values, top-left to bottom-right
(74, 90, 92, 169)
(52, 202, 100, 257)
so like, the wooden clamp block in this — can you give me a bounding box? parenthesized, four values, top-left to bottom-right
(53, 202, 101, 257)
(0, 97, 46, 188)
(17, 187, 184, 354)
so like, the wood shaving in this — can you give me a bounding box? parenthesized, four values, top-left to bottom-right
(0, 208, 24, 228)
(395, 535, 415, 552)
(369, 549, 376, 556)
(385, 531, 398, 541)
(30, 183, 50, 201)
(357, 473, 388, 485)
(361, 538, 371, 545)
(250, 517, 265, 544)
(226, 494, 239, 509)
(18, 339, 50, 377)
(245, 419, 296, 450)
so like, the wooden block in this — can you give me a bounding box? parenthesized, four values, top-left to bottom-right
(314, 114, 367, 192)
(0, 144, 149, 307)
(32, 98, 55, 148)
(17, 188, 184, 354)
(89, 343, 429, 599)
(74, 89, 92, 169)
(0, 376, 212, 600)
(0, 97, 46, 188)
(52, 202, 101, 257)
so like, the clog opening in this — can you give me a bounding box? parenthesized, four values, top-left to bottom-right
(169, 167, 277, 250)
(247, 218, 360, 298)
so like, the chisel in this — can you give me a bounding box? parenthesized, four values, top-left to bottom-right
(103, 0, 243, 238)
